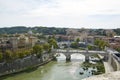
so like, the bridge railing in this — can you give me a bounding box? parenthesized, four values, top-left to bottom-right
(56, 49, 106, 53)
(112, 54, 120, 63)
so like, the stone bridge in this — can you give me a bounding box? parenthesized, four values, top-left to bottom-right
(55, 49, 120, 71)
(55, 49, 107, 61)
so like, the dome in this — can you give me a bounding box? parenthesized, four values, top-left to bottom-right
(28, 30, 33, 35)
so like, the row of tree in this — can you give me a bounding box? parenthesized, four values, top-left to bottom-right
(0, 38, 58, 62)
(0, 49, 32, 62)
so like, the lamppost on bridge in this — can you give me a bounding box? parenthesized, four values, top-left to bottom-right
(85, 33, 89, 62)
(66, 35, 71, 61)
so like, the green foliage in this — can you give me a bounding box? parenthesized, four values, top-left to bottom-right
(116, 47, 120, 52)
(43, 43, 50, 52)
(82, 60, 105, 75)
(0, 52, 3, 61)
(12, 52, 19, 59)
(0, 26, 28, 34)
(0, 26, 119, 36)
(70, 38, 81, 49)
(24, 50, 31, 56)
(94, 39, 99, 45)
(94, 39, 109, 50)
(35, 27, 67, 35)
(94, 29, 106, 36)
(87, 45, 97, 50)
(114, 28, 120, 35)
(70, 42, 79, 49)
(18, 52, 25, 58)
(1, 42, 53, 62)
(33, 45, 43, 57)
(76, 38, 80, 43)
(0, 26, 67, 35)
(5, 50, 14, 61)
(87, 45, 93, 50)
(37, 35, 46, 39)
(48, 38, 58, 49)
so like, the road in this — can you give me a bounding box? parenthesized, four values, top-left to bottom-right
(104, 62, 114, 73)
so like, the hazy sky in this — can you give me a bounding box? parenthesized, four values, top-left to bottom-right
(0, 0, 120, 29)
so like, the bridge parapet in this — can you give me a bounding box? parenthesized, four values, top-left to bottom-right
(55, 49, 107, 62)
(56, 49, 106, 55)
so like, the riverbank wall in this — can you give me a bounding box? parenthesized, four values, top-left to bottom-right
(0, 53, 53, 77)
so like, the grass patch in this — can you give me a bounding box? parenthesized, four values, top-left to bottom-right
(82, 54, 105, 75)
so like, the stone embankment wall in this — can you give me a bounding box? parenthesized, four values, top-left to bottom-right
(108, 53, 120, 71)
(0, 53, 53, 76)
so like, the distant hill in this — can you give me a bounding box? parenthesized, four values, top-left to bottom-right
(0, 26, 67, 35)
(0, 26, 120, 36)
(114, 28, 120, 35)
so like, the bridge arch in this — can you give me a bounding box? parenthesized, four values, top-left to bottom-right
(56, 53, 66, 61)
(56, 53, 86, 61)
(71, 53, 85, 61)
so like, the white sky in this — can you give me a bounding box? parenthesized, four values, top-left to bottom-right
(0, 0, 120, 29)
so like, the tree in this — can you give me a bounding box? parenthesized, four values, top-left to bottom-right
(94, 39, 100, 45)
(18, 52, 25, 58)
(70, 42, 79, 49)
(76, 38, 80, 43)
(0, 52, 3, 62)
(48, 38, 58, 49)
(33, 45, 43, 58)
(24, 50, 31, 56)
(43, 43, 50, 52)
(13, 52, 19, 59)
(5, 50, 14, 61)
(116, 48, 120, 52)
(94, 39, 109, 50)
(87, 45, 93, 50)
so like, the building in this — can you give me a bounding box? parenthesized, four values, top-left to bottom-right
(0, 33, 38, 52)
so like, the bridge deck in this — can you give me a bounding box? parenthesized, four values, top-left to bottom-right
(56, 49, 106, 54)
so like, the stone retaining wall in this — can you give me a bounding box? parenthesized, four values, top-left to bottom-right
(0, 53, 53, 76)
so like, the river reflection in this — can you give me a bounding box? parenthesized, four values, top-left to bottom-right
(1, 53, 96, 80)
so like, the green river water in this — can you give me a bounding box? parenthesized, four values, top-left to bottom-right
(0, 54, 97, 80)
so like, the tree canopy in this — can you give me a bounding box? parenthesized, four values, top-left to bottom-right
(0, 52, 3, 62)
(33, 45, 43, 58)
(94, 39, 109, 50)
(48, 38, 58, 49)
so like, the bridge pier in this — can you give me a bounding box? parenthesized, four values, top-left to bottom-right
(85, 49, 89, 62)
(66, 56, 71, 61)
(103, 53, 109, 61)
(66, 54, 71, 61)
(85, 55, 89, 62)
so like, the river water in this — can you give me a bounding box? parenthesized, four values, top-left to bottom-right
(1, 53, 96, 80)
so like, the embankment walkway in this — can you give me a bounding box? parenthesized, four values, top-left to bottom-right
(103, 62, 114, 73)
(98, 54, 114, 73)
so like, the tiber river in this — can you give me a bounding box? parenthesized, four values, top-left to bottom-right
(1, 53, 97, 80)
